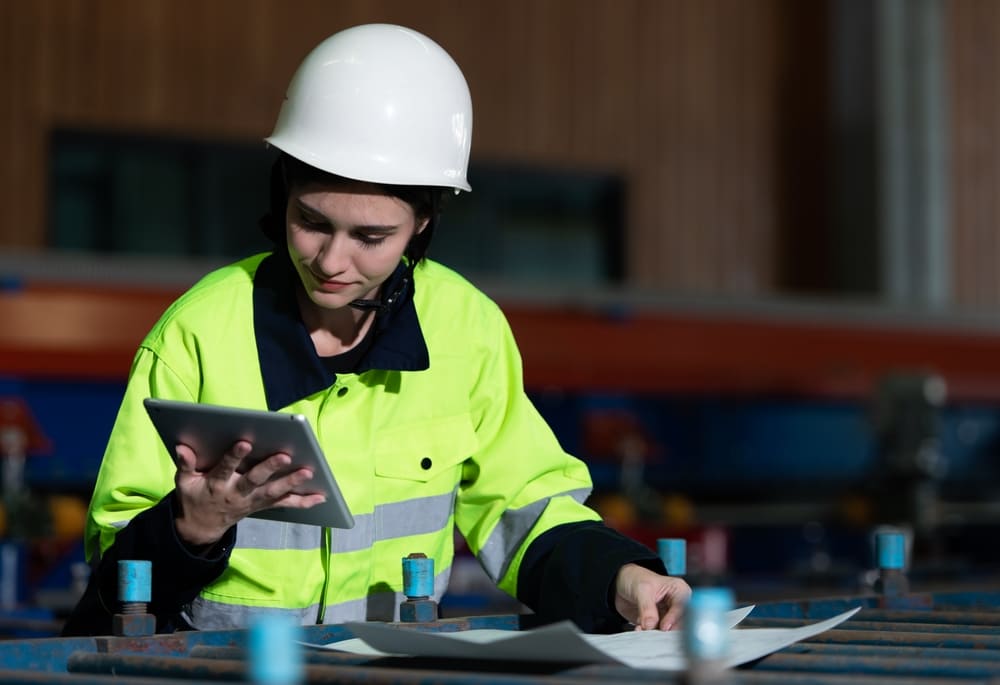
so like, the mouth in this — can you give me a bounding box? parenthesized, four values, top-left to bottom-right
(309, 271, 353, 293)
(317, 280, 351, 293)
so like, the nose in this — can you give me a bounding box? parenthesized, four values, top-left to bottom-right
(315, 231, 352, 276)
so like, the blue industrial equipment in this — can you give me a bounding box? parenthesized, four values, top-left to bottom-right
(658, 537, 688, 577)
(874, 531, 910, 597)
(248, 614, 303, 685)
(400, 552, 438, 623)
(112, 560, 154, 638)
(683, 586, 735, 684)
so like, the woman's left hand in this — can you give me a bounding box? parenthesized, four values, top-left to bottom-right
(613, 563, 692, 631)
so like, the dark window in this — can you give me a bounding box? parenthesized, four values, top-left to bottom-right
(49, 129, 624, 284)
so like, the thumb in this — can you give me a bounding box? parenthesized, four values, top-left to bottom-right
(174, 443, 198, 473)
(636, 593, 660, 631)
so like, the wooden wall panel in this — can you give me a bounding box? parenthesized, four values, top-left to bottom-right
(0, 0, 792, 295)
(631, 1, 783, 294)
(948, 0, 1000, 310)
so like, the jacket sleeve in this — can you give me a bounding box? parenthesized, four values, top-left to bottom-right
(61, 492, 235, 636)
(516, 520, 667, 633)
(69, 341, 227, 636)
(453, 300, 603, 597)
(84, 346, 197, 562)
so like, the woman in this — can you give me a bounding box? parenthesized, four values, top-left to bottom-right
(63, 23, 690, 636)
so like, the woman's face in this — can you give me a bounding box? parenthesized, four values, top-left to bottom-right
(286, 181, 426, 312)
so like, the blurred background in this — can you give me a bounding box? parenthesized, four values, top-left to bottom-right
(2, 0, 1000, 631)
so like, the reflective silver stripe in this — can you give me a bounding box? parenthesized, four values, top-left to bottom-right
(477, 488, 591, 583)
(109, 519, 129, 530)
(235, 518, 323, 551)
(331, 490, 455, 553)
(330, 514, 374, 553)
(184, 597, 320, 630)
(232, 491, 456, 553)
(376, 492, 455, 539)
(187, 568, 452, 628)
(320, 567, 452, 624)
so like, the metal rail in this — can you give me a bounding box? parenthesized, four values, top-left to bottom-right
(0, 589, 996, 683)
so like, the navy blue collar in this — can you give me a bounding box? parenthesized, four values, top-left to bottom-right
(253, 253, 429, 410)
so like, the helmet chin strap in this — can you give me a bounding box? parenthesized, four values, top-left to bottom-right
(347, 297, 388, 315)
(348, 272, 412, 316)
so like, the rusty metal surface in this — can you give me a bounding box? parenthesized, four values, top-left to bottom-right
(779, 641, 1000, 662)
(66, 651, 642, 685)
(60, 651, 990, 685)
(850, 608, 1000, 625)
(749, 651, 1000, 678)
(0, 669, 221, 685)
(801, 628, 1000, 649)
(741, 618, 1000, 635)
(0, 590, 997, 683)
(745, 594, 937, 619)
(736, 673, 980, 685)
(0, 635, 96, 673)
(188, 646, 681, 683)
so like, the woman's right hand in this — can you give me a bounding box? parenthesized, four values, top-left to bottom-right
(173, 440, 327, 546)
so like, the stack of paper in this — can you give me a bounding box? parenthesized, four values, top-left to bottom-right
(307, 605, 860, 672)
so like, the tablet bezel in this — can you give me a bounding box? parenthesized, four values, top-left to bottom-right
(143, 398, 355, 529)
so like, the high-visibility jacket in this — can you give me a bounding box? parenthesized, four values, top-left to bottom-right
(85, 252, 602, 629)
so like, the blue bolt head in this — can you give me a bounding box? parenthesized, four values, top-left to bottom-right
(399, 598, 438, 623)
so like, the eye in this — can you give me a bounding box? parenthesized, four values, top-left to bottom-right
(357, 233, 388, 248)
(301, 217, 327, 231)
(294, 207, 329, 231)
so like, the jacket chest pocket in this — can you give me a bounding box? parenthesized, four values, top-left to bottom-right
(373, 413, 478, 485)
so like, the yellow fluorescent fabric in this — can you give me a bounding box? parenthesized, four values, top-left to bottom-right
(84, 254, 600, 626)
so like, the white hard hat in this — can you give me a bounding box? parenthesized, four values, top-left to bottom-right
(266, 24, 472, 192)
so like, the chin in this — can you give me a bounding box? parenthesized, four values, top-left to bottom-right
(309, 291, 355, 310)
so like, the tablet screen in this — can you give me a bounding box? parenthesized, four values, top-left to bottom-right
(143, 398, 354, 529)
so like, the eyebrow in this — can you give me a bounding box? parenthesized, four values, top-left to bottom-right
(294, 199, 400, 232)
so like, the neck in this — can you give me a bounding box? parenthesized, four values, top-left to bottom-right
(296, 287, 377, 357)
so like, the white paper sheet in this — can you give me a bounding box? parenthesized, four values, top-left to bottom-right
(580, 607, 861, 671)
(305, 604, 860, 672)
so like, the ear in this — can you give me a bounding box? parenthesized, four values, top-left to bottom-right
(415, 216, 430, 235)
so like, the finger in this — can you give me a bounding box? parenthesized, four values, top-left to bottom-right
(244, 451, 294, 482)
(255, 465, 315, 500)
(249, 473, 323, 512)
(213, 440, 253, 480)
(174, 443, 199, 473)
(659, 600, 686, 631)
(635, 593, 661, 631)
(270, 491, 327, 510)
(238, 453, 296, 498)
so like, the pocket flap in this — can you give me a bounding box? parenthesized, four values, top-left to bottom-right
(373, 413, 478, 482)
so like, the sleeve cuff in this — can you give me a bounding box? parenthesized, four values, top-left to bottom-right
(518, 520, 666, 633)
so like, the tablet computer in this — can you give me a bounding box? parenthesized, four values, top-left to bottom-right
(143, 398, 355, 529)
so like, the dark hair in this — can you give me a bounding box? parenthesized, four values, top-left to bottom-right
(259, 153, 448, 264)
